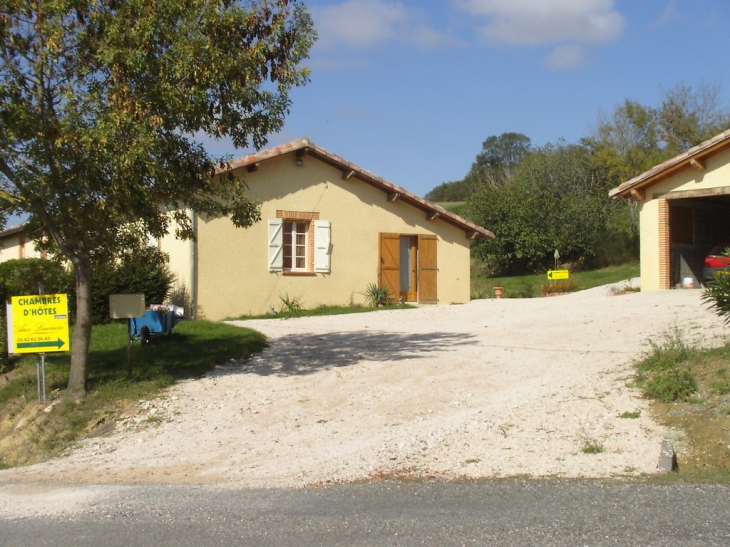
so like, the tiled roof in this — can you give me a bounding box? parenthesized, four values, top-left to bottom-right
(609, 128, 730, 198)
(220, 137, 495, 239)
(0, 222, 28, 238)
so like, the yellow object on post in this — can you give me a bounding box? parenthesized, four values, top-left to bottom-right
(8, 294, 70, 353)
(547, 270, 570, 280)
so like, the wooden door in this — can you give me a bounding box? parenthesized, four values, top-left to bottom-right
(379, 233, 400, 301)
(418, 234, 438, 304)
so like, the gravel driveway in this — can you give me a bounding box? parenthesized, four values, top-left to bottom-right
(1, 282, 726, 506)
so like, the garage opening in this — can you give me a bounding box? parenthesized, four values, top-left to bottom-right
(667, 196, 730, 287)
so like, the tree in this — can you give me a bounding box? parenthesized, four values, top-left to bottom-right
(475, 132, 532, 171)
(463, 132, 531, 190)
(659, 81, 730, 153)
(589, 83, 730, 187)
(466, 142, 613, 274)
(0, 0, 316, 396)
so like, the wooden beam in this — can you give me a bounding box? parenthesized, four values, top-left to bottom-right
(630, 188, 645, 201)
(659, 186, 730, 200)
(466, 231, 478, 240)
(387, 192, 400, 202)
(342, 169, 355, 180)
(690, 157, 707, 171)
(426, 211, 439, 221)
(247, 162, 259, 173)
(296, 149, 308, 158)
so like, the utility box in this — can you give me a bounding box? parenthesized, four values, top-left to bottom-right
(109, 294, 145, 319)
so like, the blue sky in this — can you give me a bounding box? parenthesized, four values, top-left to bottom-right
(211, 0, 730, 197)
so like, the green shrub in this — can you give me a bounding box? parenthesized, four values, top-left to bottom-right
(702, 258, 730, 324)
(511, 279, 537, 298)
(0, 258, 73, 308)
(634, 327, 698, 403)
(636, 327, 691, 373)
(644, 369, 698, 403)
(88, 246, 174, 324)
(361, 283, 392, 307)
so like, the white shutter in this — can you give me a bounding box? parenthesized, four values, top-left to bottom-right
(268, 218, 283, 271)
(314, 220, 331, 273)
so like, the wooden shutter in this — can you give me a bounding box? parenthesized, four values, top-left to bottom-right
(314, 220, 331, 273)
(268, 218, 283, 271)
(379, 233, 400, 300)
(418, 234, 438, 304)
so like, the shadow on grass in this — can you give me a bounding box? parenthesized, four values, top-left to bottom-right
(43, 321, 268, 391)
(215, 329, 478, 377)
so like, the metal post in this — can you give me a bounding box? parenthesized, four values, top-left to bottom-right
(127, 318, 133, 378)
(40, 353, 46, 403)
(36, 355, 41, 402)
(37, 283, 47, 402)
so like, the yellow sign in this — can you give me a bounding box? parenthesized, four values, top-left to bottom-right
(547, 270, 570, 280)
(9, 294, 70, 353)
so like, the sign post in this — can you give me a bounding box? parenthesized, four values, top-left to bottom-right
(109, 294, 145, 377)
(7, 294, 70, 402)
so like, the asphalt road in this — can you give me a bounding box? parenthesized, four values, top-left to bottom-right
(3, 480, 730, 546)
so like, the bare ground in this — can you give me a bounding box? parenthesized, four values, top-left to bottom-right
(1, 282, 726, 515)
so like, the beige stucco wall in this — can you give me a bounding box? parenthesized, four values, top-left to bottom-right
(0, 232, 36, 263)
(159, 213, 193, 293)
(638, 147, 730, 290)
(189, 154, 472, 320)
(646, 148, 730, 199)
(639, 199, 660, 290)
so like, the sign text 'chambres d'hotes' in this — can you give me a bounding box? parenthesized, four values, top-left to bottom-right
(8, 294, 70, 353)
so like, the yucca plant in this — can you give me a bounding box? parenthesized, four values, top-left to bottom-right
(279, 293, 304, 313)
(361, 283, 392, 307)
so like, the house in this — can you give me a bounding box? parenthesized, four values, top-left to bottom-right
(161, 138, 494, 320)
(609, 129, 730, 290)
(0, 222, 40, 263)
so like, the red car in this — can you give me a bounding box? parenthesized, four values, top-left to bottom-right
(703, 243, 730, 280)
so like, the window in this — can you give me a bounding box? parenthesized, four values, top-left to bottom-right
(269, 213, 330, 274)
(283, 221, 309, 271)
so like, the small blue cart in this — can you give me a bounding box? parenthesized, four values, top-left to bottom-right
(130, 306, 184, 344)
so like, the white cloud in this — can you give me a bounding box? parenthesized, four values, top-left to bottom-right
(543, 44, 592, 70)
(312, 0, 408, 49)
(456, 0, 625, 46)
(311, 0, 459, 50)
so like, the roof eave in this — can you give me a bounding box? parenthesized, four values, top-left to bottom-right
(610, 129, 730, 199)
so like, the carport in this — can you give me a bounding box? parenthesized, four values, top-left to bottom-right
(609, 129, 730, 290)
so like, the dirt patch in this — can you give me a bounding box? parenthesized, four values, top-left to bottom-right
(0, 283, 725, 492)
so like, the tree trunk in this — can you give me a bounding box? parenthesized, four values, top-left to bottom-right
(66, 254, 92, 398)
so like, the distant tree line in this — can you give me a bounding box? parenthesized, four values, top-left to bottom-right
(426, 82, 730, 276)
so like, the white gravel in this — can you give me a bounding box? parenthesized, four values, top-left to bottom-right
(1, 281, 727, 518)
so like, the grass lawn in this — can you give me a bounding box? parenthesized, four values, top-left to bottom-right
(230, 303, 413, 321)
(0, 320, 266, 467)
(470, 262, 640, 299)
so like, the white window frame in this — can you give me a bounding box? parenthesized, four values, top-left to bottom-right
(283, 220, 310, 272)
